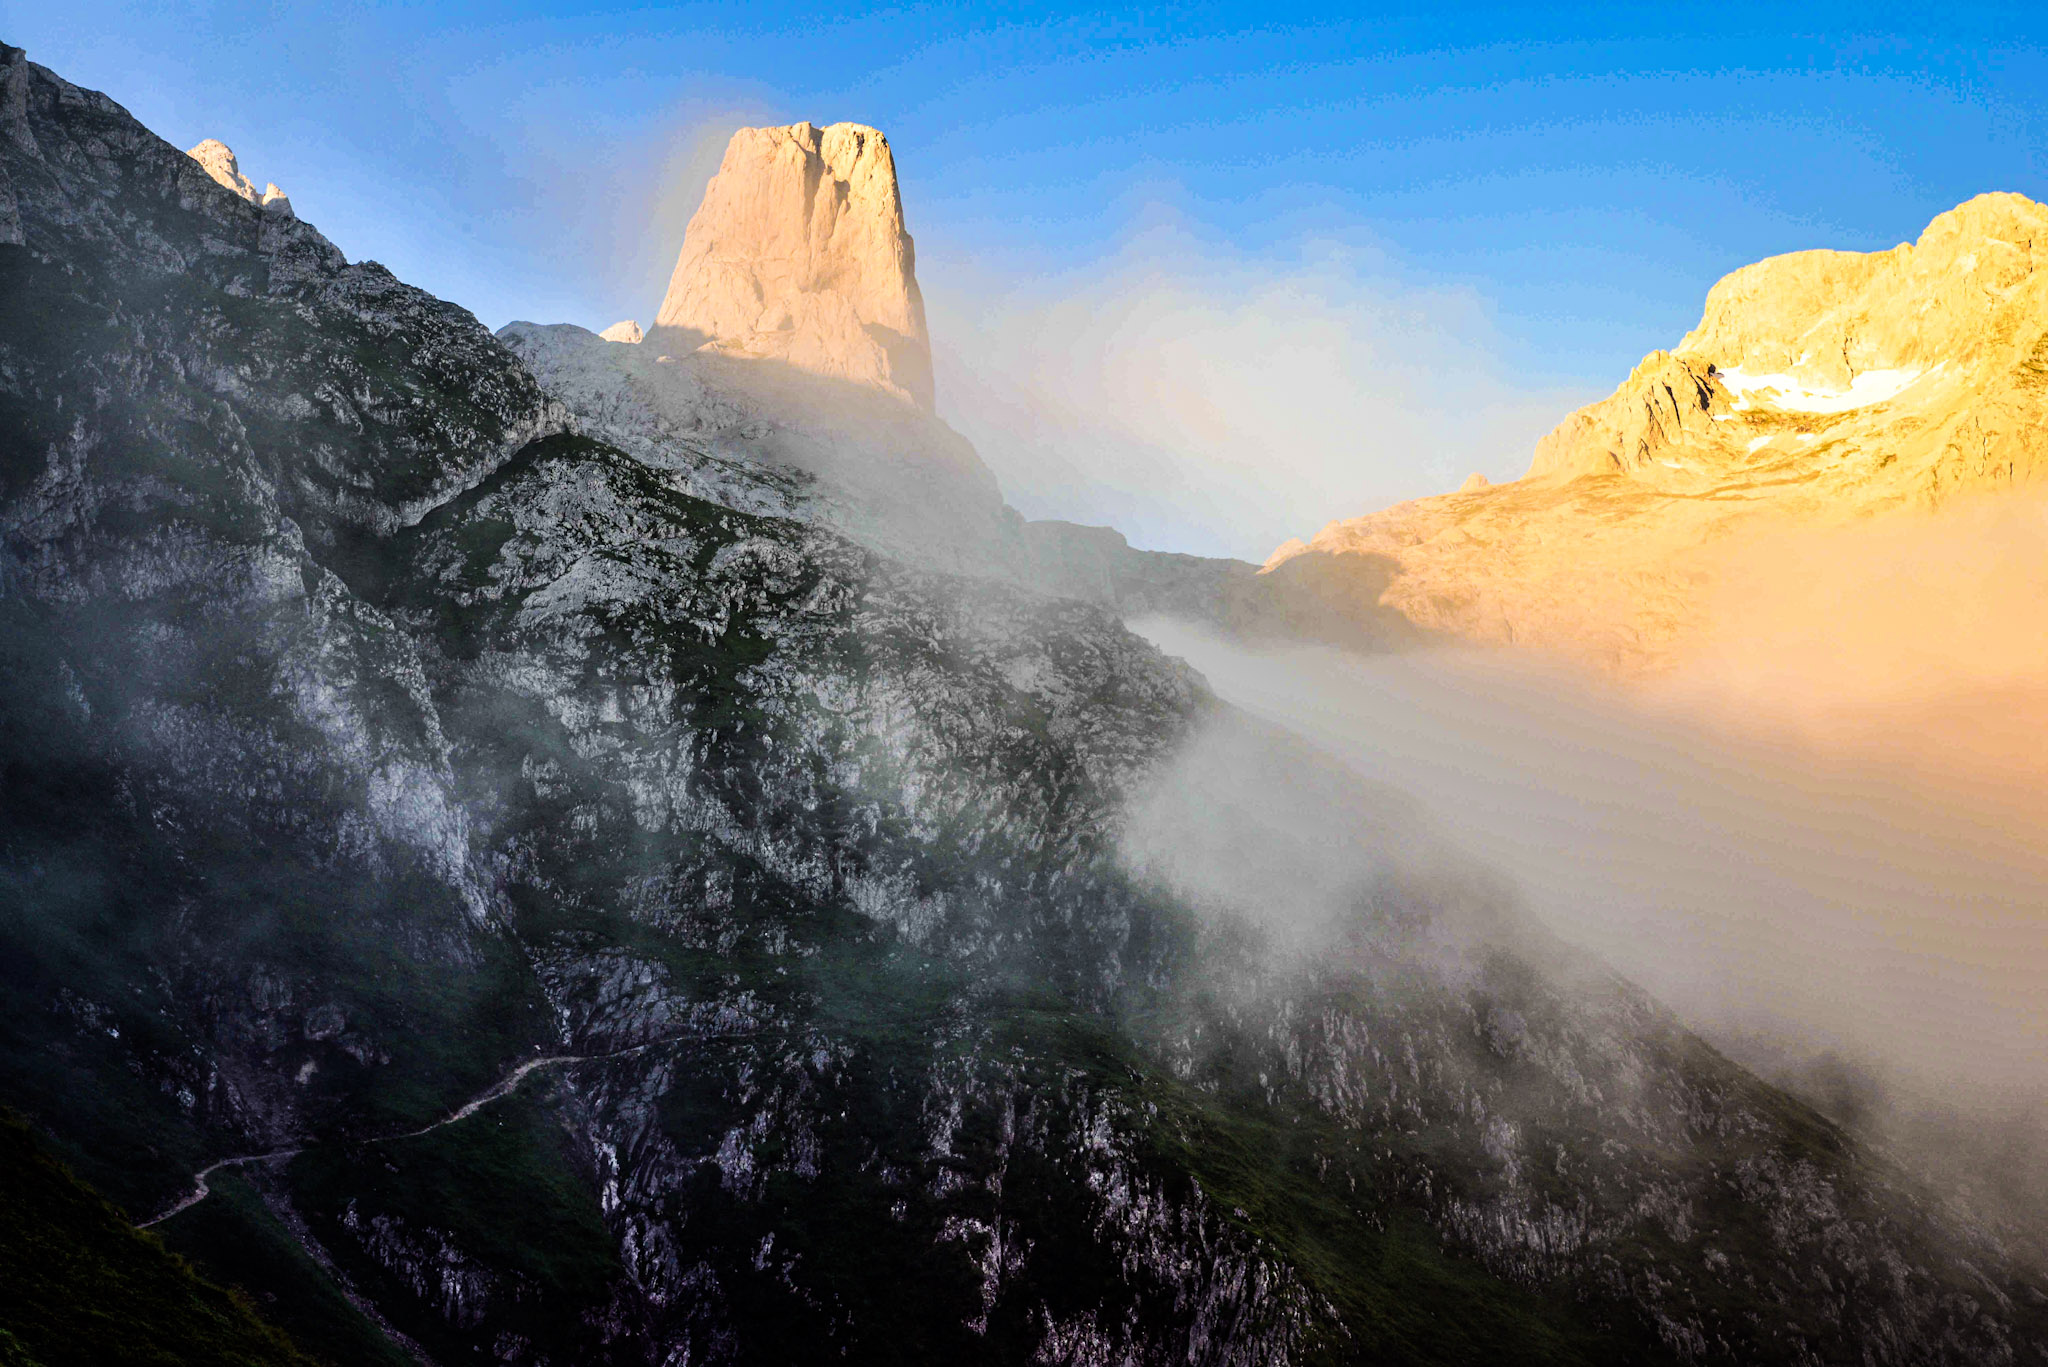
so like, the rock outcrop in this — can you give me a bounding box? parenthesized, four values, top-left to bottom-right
(1271, 193, 2048, 671)
(653, 122, 933, 407)
(609, 119, 1350, 635)
(186, 137, 294, 217)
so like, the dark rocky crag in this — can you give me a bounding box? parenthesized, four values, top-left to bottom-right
(1, 43, 2044, 1366)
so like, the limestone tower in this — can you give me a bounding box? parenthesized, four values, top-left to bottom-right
(653, 122, 934, 408)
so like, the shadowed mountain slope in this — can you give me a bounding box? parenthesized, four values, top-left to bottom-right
(0, 1114, 320, 1367)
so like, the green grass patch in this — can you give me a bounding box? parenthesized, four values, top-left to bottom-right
(287, 1086, 619, 1363)
(156, 1170, 416, 1367)
(0, 1114, 318, 1367)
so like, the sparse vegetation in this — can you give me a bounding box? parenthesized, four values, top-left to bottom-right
(0, 1114, 318, 1367)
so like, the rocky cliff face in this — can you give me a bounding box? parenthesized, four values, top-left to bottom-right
(654, 122, 934, 408)
(3, 43, 2045, 1367)
(1269, 193, 2048, 671)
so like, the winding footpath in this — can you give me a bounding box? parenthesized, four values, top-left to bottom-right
(137, 1147, 308, 1228)
(137, 1041, 663, 1229)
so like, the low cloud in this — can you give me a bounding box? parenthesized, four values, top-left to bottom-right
(1131, 491, 2048, 1228)
(1664, 492, 2048, 814)
(926, 219, 1593, 560)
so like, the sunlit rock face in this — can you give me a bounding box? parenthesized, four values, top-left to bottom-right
(617, 120, 1322, 627)
(186, 138, 294, 217)
(653, 121, 934, 407)
(1269, 193, 2048, 672)
(1531, 191, 2048, 486)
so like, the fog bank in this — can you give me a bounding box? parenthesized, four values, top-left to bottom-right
(1133, 598, 2048, 1223)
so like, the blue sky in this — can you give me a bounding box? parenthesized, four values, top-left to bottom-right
(10, 3, 2048, 554)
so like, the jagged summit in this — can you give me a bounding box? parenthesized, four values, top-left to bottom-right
(652, 121, 933, 407)
(1530, 190, 2048, 485)
(1268, 192, 2048, 671)
(1681, 192, 2047, 382)
(186, 138, 294, 217)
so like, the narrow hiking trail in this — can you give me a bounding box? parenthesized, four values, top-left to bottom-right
(137, 1148, 307, 1228)
(137, 1039, 666, 1228)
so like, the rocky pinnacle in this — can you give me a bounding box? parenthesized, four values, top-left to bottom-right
(653, 121, 934, 407)
(186, 137, 294, 217)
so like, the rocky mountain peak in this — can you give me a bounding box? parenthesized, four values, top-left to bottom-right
(652, 121, 933, 408)
(186, 137, 294, 217)
(1676, 190, 2048, 388)
(1268, 192, 2048, 673)
(1530, 190, 2048, 484)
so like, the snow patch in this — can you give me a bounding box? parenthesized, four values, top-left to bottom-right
(1716, 364, 1934, 414)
